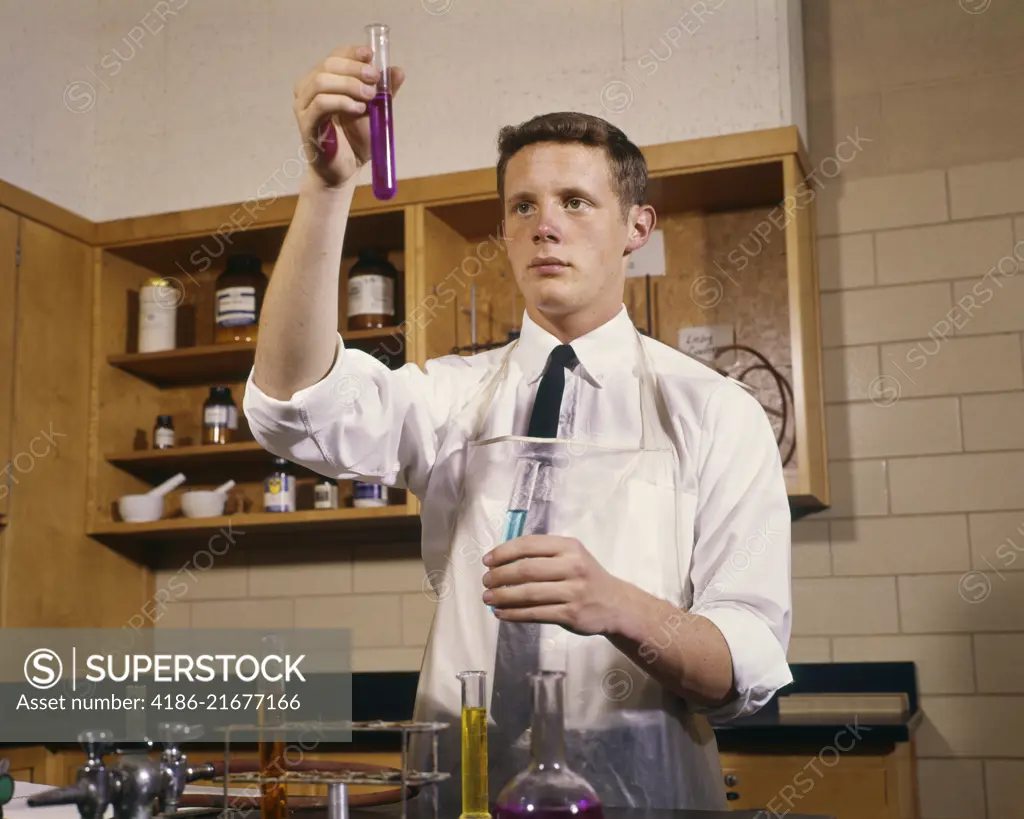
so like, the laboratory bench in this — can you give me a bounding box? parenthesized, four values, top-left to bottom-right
(1, 662, 918, 819)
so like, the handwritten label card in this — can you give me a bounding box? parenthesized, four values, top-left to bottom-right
(677, 324, 736, 367)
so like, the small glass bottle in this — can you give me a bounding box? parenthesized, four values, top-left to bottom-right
(495, 671, 604, 819)
(202, 386, 238, 445)
(352, 480, 388, 508)
(313, 477, 338, 510)
(347, 249, 398, 330)
(215, 254, 267, 344)
(153, 415, 175, 449)
(264, 458, 296, 513)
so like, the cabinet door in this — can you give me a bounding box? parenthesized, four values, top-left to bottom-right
(1, 746, 50, 784)
(4, 217, 148, 628)
(721, 753, 893, 819)
(0, 208, 17, 525)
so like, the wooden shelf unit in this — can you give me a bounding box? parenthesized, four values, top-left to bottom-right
(71, 124, 827, 560)
(108, 327, 404, 387)
(107, 440, 301, 482)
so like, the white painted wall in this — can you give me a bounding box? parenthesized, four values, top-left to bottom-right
(1, 0, 807, 222)
(1, 0, 100, 219)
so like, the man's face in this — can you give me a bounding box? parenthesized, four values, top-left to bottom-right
(502, 143, 634, 319)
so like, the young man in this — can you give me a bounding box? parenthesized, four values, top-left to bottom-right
(244, 45, 792, 811)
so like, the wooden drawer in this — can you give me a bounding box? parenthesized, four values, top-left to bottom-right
(720, 752, 896, 819)
(2, 746, 57, 785)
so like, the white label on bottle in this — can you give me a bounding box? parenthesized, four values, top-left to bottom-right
(348, 275, 395, 318)
(264, 474, 296, 512)
(139, 286, 177, 353)
(154, 427, 175, 447)
(314, 483, 338, 509)
(216, 286, 257, 327)
(227, 405, 238, 430)
(352, 481, 388, 507)
(204, 405, 228, 426)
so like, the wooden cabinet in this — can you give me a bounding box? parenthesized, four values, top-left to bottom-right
(1, 746, 67, 785)
(78, 124, 828, 568)
(2, 123, 829, 576)
(0, 195, 150, 628)
(0, 207, 17, 533)
(721, 744, 918, 819)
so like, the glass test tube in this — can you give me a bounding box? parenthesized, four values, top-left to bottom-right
(365, 23, 397, 200)
(457, 670, 491, 819)
(502, 458, 541, 542)
(258, 635, 287, 819)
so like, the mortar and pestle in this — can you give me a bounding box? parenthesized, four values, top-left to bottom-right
(181, 480, 236, 518)
(117, 472, 187, 522)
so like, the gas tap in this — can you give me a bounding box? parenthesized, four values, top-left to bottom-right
(26, 730, 112, 819)
(27, 726, 216, 819)
(156, 723, 215, 816)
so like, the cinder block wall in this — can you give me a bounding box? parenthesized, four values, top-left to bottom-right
(151, 2, 1024, 816)
(794, 3, 1024, 817)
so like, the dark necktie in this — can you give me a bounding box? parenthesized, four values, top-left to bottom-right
(526, 344, 578, 438)
(491, 344, 577, 758)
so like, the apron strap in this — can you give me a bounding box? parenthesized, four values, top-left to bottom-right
(634, 327, 665, 452)
(470, 340, 519, 440)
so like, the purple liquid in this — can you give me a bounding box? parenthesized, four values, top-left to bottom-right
(495, 805, 604, 819)
(368, 92, 397, 200)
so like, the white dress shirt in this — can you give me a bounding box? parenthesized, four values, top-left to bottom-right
(243, 303, 793, 721)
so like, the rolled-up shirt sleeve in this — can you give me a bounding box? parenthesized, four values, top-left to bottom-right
(687, 380, 793, 723)
(242, 332, 471, 498)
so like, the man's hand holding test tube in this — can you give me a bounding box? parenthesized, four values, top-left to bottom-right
(485, 455, 628, 637)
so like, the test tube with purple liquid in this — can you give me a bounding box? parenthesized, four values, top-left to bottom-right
(366, 23, 397, 200)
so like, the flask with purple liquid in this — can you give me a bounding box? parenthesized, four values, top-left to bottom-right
(494, 671, 604, 819)
(365, 23, 397, 200)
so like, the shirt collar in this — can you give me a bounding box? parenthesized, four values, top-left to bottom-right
(513, 304, 637, 388)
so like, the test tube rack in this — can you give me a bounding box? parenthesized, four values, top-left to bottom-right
(214, 719, 451, 819)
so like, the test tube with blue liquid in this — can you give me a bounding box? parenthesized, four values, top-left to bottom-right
(503, 458, 541, 542)
(489, 459, 542, 613)
(366, 23, 397, 200)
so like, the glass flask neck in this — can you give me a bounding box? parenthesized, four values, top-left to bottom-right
(529, 671, 568, 770)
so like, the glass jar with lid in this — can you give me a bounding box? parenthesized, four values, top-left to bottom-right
(139, 276, 178, 353)
(346, 249, 398, 330)
(202, 386, 238, 445)
(214, 254, 267, 344)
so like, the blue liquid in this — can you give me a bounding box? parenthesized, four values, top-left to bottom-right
(491, 510, 529, 614)
(502, 509, 528, 542)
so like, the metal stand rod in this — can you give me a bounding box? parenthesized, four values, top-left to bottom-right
(327, 783, 348, 819)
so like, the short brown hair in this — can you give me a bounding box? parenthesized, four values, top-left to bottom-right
(496, 112, 648, 219)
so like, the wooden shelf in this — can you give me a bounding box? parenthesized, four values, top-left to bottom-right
(88, 506, 421, 559)
(107, 327, 404, 387)
(107, 440, 316, 483)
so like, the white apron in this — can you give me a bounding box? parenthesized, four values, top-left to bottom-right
(409, 326, 727, 812)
